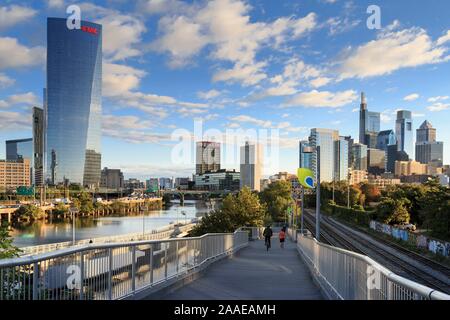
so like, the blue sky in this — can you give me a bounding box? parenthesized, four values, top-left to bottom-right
(0, 0, 449, 179)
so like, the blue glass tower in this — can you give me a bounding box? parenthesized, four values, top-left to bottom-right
(45, 18, 102, 186)
(395, 110, 413, 160)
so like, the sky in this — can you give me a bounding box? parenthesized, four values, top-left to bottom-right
(0, 0, 449, 180)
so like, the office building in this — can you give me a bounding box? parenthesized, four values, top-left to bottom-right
(368, 175, 401, 189)
(349, 169, 368, 185)
(33, 107, 44, 186)
(377, 130, 396, 152)
(387, 145, 409, 173)
(159, 178, 173, 190)
(309, 128, 339, 182)
(0, 159, 31, 190)
(352, 143, 368, 171)
(100, 168, 124, 189)
(335, 137, 349, 181)
(194, 169, 240, 191)
(415, 121, 444, 167)
(395, 110, 413, 159)
(196, 141, 220, 174)
(45, 18, 102, 187)
(146, 178, 159, 191)
(174, 177, 190, 190)
(124, 179, 145, 189)
(343, 136, 354, 169)
(359, 92, 380, 145)
(299, 140, 313, 169)
(6, 138, 33, 186)
(395, 160, 428, 176)
(368, 148, 386, 175)
(240, 142, 263, 191)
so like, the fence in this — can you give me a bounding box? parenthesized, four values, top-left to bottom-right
(0, 231, 248, 300)
(18, 221, 197, 257)
(369, 221, 450, 258)
(295, 233, 449, 300)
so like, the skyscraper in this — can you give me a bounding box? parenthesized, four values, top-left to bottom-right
(352, 143, 368, 171)
(299, 140, 313, 169)
(196, 141, 220, 174)
(6, 138, 33, 186)
(396, 110, 413, 159)
(415, 120, 444, 167)
(45, 18, 102, 187)
(309, 128, 339, 182)
(359, 92, 380, 145)
(240, 142, 263, 191)
(33, 107, 44, 186)
(335, 137, 349, 181)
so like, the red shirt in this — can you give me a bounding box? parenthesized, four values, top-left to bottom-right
(279, 231, 286, 240)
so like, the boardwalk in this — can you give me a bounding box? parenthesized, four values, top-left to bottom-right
(156, 236, 323, 300)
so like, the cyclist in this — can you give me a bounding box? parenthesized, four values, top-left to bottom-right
(263, 225, 273, 251)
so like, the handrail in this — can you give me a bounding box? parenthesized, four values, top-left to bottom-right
(295, 232, 450, 300)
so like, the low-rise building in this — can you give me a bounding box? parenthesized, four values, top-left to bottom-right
(368, 175, 401, 189)
(350, 169, 368, 185)
(194, 169, 240, 191)
(0, 159, 31, 190)
(100, 167, 124, 189)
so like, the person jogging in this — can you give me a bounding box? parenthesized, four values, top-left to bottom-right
(263, 225, 273, 251)
(279, 228, 286, 249)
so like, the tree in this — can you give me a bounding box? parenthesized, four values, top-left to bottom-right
(259, 180, 293, 222)
(0, 223, 21, 259)
(418, 183, 450, 239)
(13, 205, 44, 221)
(360, 183, 381, 204)
(190, 187, 266, 236)
(376, 198, 410, 225)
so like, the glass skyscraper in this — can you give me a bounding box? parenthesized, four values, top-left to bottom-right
(395, 110, 413, 160)
(359, 92, 380, 145)
(45, 18, 102, 186)
(6, 138, 33, 162)
(309, 128, 339, 182)
(299, 140, 313, 169)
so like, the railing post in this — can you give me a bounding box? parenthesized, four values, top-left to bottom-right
(108, 248, 113, 300)
(176, 241, 179, 275)
(164, 243, 168, 279)
(131, 245, 136, 295)
(32, 262, 38, 300)
(149, 245, 153, 285)
(388, 281, 394, 300)
(80, 253, 84, 300)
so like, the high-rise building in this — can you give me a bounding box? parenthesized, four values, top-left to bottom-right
(352, 143, 368, 171)
(367, 148, 386, 175)
(359, 92, 380, 145)
(196, 141, 220, 174)
(343, 136, 354, 169)
(45, 18, 102, 187)
(396, 110, 413, 159)
(240, 142, 263, 191)
(33, 107, 44, 186)
(376, 130, 396, 152)
(6, 138, 33, 186)
(159, 178, 173, 190)
(299, 140, 313, 169)
(100, 168, 124, 189)
(415, 121, 444, 167)
(386, 145, 409, 173)
(335, 137, 349, 181)
(309, 128, 339, 182)
(0, 159, 31, 189)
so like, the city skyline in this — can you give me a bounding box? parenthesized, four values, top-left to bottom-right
(1, 0, 450, 179)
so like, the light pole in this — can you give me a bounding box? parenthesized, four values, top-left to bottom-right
(300, 186, 305, 235)
(315, 146, 321, 241)
(69, 206, 79, 246)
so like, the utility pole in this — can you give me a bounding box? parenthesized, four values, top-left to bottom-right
(300, 186, 305, 235)
(347, 169, 351, 208)
(316, 146, 321, 241)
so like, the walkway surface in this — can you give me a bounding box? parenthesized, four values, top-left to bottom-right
(158, 236, 323, 300)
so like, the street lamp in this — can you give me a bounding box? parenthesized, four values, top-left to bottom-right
(140, 205, 147, 237)
(69, 206, 79, 245)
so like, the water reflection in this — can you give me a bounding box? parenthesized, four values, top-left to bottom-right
(11, 200, 211, 247)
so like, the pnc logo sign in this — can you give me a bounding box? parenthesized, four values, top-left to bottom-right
(81, 25, 98, 35)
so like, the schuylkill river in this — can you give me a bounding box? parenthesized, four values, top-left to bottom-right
(10, 200, 211, 248)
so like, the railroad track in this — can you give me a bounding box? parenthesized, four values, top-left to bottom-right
(302, 211, 450, 294)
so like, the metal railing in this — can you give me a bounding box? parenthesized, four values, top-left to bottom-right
(18, 221, 197, 257)
(0, 231, 248, 300)
(295, 233, 450, 300)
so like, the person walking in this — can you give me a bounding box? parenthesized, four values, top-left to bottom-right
(279, 228, 286, 249)
(263, 225, 273, 251)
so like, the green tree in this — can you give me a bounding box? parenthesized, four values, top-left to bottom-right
(0, 223, 21, 259)
(13, 205, 44, 221)
(190, 187, 266, 236)
(376, 198, 410, 225)
(259, 180, 293, 222)
(418, 183, 450, 239)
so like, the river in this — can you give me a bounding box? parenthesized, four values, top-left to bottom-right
(10, 200, 212, 248)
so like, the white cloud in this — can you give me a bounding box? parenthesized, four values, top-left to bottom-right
(0, 111, 31, 131)
(197, 89, 222, 100)
(428, 96, 449, 103)
(149, 0, 318, 85)
(437, 30, 450, 46)
(103, 114, 155, 130)
(403, 93, 419, 101)
(326, 17, 361, 36)
(0, 5, 37, 30)
(427, 102, 449, 112)
(0, 73, 14, 88)
(47, 0, 64, 8)
(0, 92, 39, 108)
(338, 27, 449, 80)
(137, 0, 190, 15)
(284, 90, 358, 108)
(103, 62, 147, 97)
(229, 115, 272, 128)
(0, 37, 45, 70)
